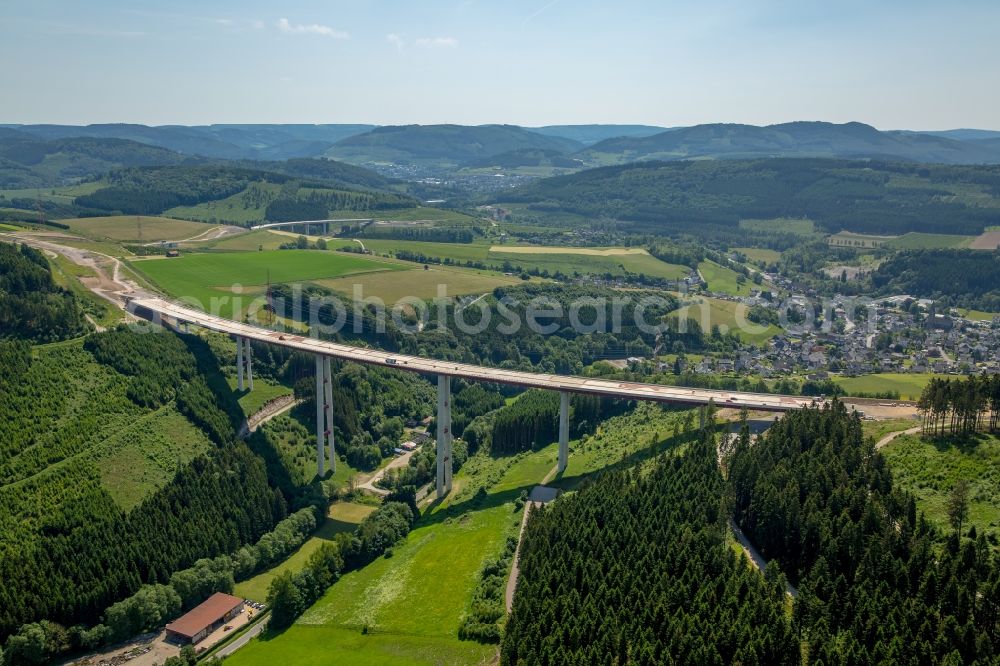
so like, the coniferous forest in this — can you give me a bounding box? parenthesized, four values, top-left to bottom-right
(505, 403, 1000, 664)
(502, 434, 799, 664)
(729, 402, 1000, 663)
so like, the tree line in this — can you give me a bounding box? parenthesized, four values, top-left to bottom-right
(918, 374, 1000, 436)
(0, 241, 86, 342)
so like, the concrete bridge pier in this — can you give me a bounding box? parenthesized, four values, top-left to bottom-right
(236, 336, 244, 391)
(436, 375, 453, 498)
(558, 391, 570, 473)
(244, 337, 254, 391)
(323, 356, 336, 473)
(315, 355, 326, 477)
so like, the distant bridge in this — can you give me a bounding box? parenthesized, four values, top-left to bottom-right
(249, 219, 374, 235)
(128, 297, 817, 499)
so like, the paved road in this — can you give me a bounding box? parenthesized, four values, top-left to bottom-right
(214, 613, 269, 659)
(129, 297, 819, 412)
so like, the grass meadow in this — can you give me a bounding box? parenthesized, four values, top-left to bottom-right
(882, 434, 1000, 545)
(61, 216, 218, 242)
(668, 296, 781, 343)
(832, 373, 942, 400)
(131, 249, 402, 320)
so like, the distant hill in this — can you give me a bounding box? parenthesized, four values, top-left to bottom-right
(0, 132, 188, 188)
(912, 129, 1000, 142)
(325, 124, 583, 166)
(500, 158, 1000, 237)
(462, 148, 585, 169)
(579, 122, 1000, 165)
(12, 123, 376, 161)
(525, 124, 670, 146)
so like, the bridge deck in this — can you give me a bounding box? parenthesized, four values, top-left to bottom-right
(129, 297, 814, 412)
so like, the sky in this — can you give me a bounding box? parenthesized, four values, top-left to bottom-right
(1, 0, 998, 130)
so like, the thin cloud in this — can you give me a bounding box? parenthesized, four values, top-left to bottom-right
(522, 0, 561, 28)
(386, 33, 405, 52)
(276, 18, 349, 39)
(415, 36, 458, 48)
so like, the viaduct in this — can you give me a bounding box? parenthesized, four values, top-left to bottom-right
(128, 297, 817, 499)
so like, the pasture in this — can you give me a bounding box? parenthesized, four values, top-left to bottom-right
(234, 502, 376, 603)
(698, 260, 753, 296)
(314, 265, 521, 303)
(228, 403, 697, 665)
(827, 232, 894, 250)
(131, 249, 402, 320)
(667, 296, 781, 343)
(885, 232, 974, 250)
(832, 373, 941, 400)
(733, 247, 781, 264)
(60, 216, 219, 242)
(738, 218, 816, 235)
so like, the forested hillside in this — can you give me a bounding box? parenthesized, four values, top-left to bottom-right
(326, 124, 583, 166)
(872, 249, 1000, 310)
(0, 133, 187, 187)
(73, 163, 415, 221)
(580, 121, 1000, 164)
(503, 434, 798, 663)
(501, 159, 1000, 237)
(729, 402, 1000, 663)
(0, 329, 286, 640)
(0, 241, 86, 342)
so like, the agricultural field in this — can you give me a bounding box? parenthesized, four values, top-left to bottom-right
(885, 232, 974, 250)
(131, 249, 403, 320)
(0, 181, 103, 204)
(882, 434, 1000, 544)
(333, 238, 689, 280)
(970, 230, 1000, 250)
(60, 215, 219, 243)
(234, 502, 376, 603)
(832, 373, 942, 400)
(827, 231, 895, 250)
(332, 207, 481, 225)
(733, 247, 781, 264)
(314, 265, 521, 303)
(668, 296, 781, 343)
(195, 228, 287, 251)
(698, 260, 753, 296)
(738, 218, 816, 235)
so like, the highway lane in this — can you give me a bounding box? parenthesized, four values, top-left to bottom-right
(129, 297, 817, 412)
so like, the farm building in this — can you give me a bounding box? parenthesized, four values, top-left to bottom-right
(165, 592, 244, 645)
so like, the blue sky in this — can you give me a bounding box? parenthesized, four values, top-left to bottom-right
(1, 0, 998, 129)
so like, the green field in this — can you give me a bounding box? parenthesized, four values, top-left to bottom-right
(166, 183, 282, 225)
(669, 296, 781, 343)
(833, 373, 942, 400)
(194, 229, 288, 252)
(234, 502, 376, 602)
(738, 218, 816, 235)
(229, 403, 698, 665)
(131, 250, 403, 320)
(0, 181, 103, 204)
(314, 265, 521, 302)
(329, 239, 688, 280)
(957, 308, 999, 322)
(882, 434, 1000, 543)
(827, 231, 895, 250)
(733, 247, 781, 264)
(60, 216, 219, 242)
(698, 260, 753, 296)
(885, 232, 974, 250)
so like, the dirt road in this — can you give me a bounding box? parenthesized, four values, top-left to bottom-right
(876, 426, 921, 449)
